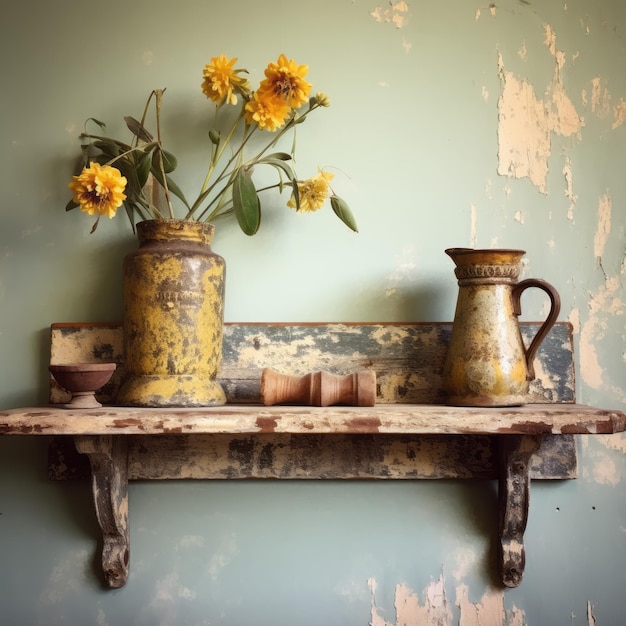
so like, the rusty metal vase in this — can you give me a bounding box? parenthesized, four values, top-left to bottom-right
(116, 219, 226, 407)
(442, 248, 560, 407)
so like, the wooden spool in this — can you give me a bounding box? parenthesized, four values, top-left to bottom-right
(260, 368, 376, 407)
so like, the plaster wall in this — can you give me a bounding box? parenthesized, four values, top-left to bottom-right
(0, 0, 624, 624)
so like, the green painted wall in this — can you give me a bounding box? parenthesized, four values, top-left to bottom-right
(1, 0, 624, 624)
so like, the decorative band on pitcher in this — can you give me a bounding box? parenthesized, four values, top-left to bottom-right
(454, 263, 520, 281)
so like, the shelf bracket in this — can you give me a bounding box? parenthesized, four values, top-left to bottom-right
(498, 434, 543, 588)
(74, 435, 129, 589)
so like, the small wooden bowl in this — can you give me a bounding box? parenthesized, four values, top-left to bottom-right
(49, 363, 116, 408)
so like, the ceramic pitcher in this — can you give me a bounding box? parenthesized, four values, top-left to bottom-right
(442, 248, 561, 407)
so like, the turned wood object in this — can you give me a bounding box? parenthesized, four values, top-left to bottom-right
(261, 368, 376, 406)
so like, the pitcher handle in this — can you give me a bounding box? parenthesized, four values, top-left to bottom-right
(511, 279, 561, 381)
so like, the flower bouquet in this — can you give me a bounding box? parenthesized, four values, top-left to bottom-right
(67, 53, 358, 236)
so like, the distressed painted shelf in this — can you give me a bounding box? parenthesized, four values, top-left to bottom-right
(1, 321, 624, 591)
(2, 402, 624, 436)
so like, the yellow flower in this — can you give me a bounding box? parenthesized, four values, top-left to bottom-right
(287, 170, 334, 212)
(244, 91, 292, 131)
(68, 162, 127, 219)
(257, 54, 312, 109)
(201, 54, 249, 105)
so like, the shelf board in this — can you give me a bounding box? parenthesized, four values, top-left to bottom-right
(1, 402, 624, 436)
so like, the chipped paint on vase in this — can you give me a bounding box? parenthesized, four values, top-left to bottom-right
(116, 219, 226, 407)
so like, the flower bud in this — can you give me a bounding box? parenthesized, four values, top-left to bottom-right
(315, 92, 331, 107)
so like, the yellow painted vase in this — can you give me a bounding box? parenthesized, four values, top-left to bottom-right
(116, 219, 226, 407)
(442, 248, 560, 407)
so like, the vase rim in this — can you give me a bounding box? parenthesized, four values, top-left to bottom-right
(445, 247, 526, 255)
(137, 219, 215, 244)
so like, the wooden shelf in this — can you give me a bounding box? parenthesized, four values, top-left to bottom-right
(2, 402, 624, 436)
(3, 322, 624, 590)
(2, 401, 624, 589)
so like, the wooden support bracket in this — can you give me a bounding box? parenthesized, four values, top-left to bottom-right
(74, 435, 129, 589)
(65, 430, 568, 589)
(498, 434, 543, 588)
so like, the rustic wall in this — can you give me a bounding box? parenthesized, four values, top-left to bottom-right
(0, 0, 624, 624)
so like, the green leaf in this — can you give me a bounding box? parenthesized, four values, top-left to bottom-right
(233, 168, 261, 236)
(65, 198, 79, 212)
(209, 129, 220, 145)
(93, 139, 121, 158)
(262, 152, 293, 161)
(136, 150, 153, 189)
(150, 166, 190, 208)
(164, 175, 190, 207)
(124, 116, 153, 142)
(258, 158, 296, 181)
(152, 148, 177, 174)
(86, 118, 107, 132)
(124, 204, 138, 234)
(290, 179, 300, 209)
(78, 133, 132, 152)
(330, 196, 358, 233)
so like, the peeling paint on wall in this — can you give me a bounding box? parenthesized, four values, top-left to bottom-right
(590, 77, 611, 119)
(497, 68, 551, 192)
(370, 1, 409, 28)
(475, 4, 497, 20)
(593, 193, 612, 262)
(579, 273, 625, 393)
(586, 72, 626, 128)
(457, 585, 526, 626)
(485, 179, 493, 200)
(496, 26, 584, 193)
(563, 158, 577, 222)
(518, 41, 527, 62)
(470, 204, 478, 247)
(568, 307, 580, 334)
(368, 574, 604, 625)
(586, 432, 626, 489)
(369, 575, 453, 626)
(612, 99, 626, 129)
(369, 576, 531, 625)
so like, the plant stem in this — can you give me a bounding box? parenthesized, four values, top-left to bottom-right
(153, 89, 175, 218)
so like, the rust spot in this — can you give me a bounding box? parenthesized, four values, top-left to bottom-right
(560, 424, 593, 434)
(498, 421, 554, 434)
(560, 414, 625, 434)
(256, 417, 278, 432)
(1, 424, 45, 434)
(112, 418, 145, 429)
(345, 417, 381, 433)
